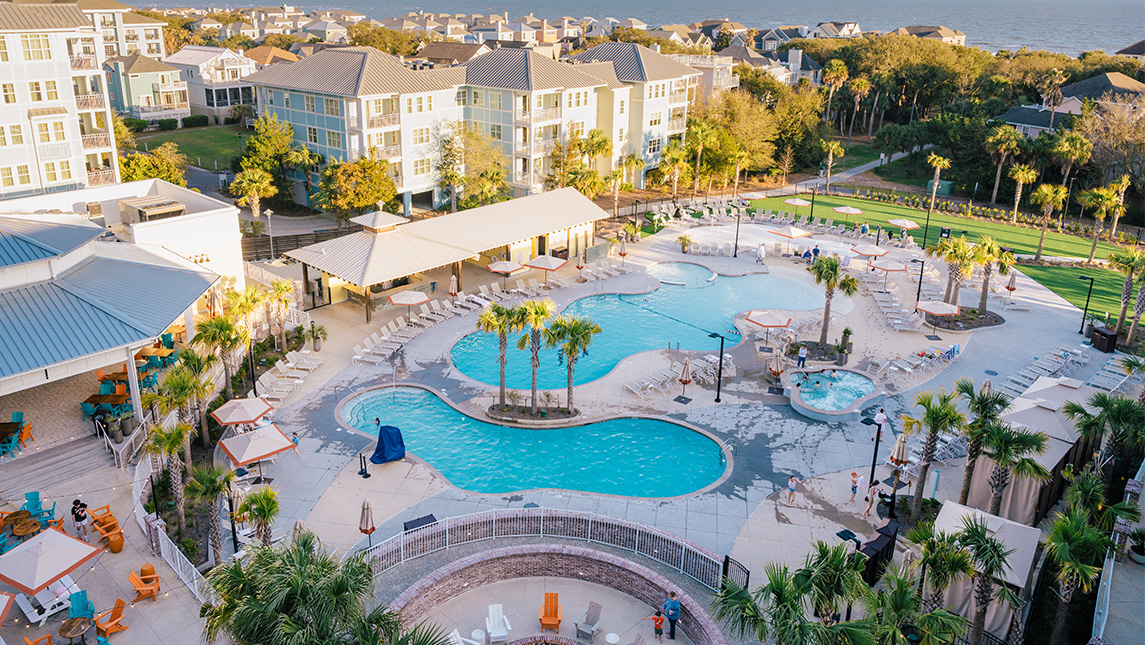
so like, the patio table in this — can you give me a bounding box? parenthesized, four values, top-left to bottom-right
(60, 616, 93, 644)
(136, 347, 174, 358)
(2, 510, 30, 527)
(13, 520, 39, 541)
(82, 394, 129, 407)
(0, 422, 21, 439)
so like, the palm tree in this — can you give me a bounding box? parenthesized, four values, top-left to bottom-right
(904, 522, 975, 612)
(1108, 174, 1131, 240)
(266, 278, 295, 351)
(1043, 508, 1108, 645)
(822, 59, 849, 125)
(143, 368, 197, 474)
(621, 152, 645, 188)
(581, 127, 613, 170)
(1078, 187, 1117, 262)
(973, 237, 1014, 314)
(179, 349, 219, 449)
(477, 303, 523, 408)
(145, 422, 191, 535)
(283, 145, 323, 208)
(985, 125, 1022, 204)
(515, 299, 556, 415)
(1063, 392, 1145, 485)
(238, 486, 280, 546)
(821, 139, 844, 190)
(658, 141, 690, 201)
(728, 148, 749, 199)
(230, 168, 278, 220)
(186, 465, 235, 567)
(1126, 277, 1145, 346)
(845, 77, 870, 150)
(954, 378, 1011, 505)
(606, 170, 630, 217)
(860, 563, 969, 645)
(928, 236, 976, 306)
(901, 389, 966, 521)
(543, 315, 602, 415)
(226, 285, 267, 336)
(926, 154, 951, 218)
(1063, 467, 1141, 532)
(803, 541, 867, 625)
(1120, 354, 1145, 402)
(807, 256, 859, 345)
(1051, 131, 1092, 187)
(568, 166, 607, 199)
(980, 421, 1050, 516)
(193, 316, 246, 400)
(202, 529, 451, 645)
(1039, 68, 1069, 130)
(1029, 184, 1069, 262)
(689, 121, 720, 198)
(1108, 248, 1145, 334)
(958, 516, 1017, 645)
(1007, 164, 1037, 223)
(710, 564, 873, 645)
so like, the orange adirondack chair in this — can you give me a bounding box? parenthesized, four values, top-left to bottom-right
(538, 592, 562, 631)
(17, 423, 33, 448)
(129, 567, 160, 602)
(25, 635, 55, 645)
(95, 598, 129, 637)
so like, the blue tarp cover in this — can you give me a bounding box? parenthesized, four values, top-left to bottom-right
(370, 424, 406, 464)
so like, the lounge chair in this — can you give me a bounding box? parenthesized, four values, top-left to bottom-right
(486, 603, 512, 645)
(575, 601, 603, 641)
(273, 361, 307, 380)
(95, 598, 128, 638)
(352, 345, 386, 365)
(514, 279, 542, 298)
(538, 592, 562, 631)
(431, 300, 455, 318)
(287, 351, 324, 369)
(492, 283, 516, 301)
(129, 566, 160, 602)
(623, 634, 647, 645)
(448, 630, 480, 645)
(419, 304, 446, 322)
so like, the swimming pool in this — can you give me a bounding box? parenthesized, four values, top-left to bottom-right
(341, 386, 727, 497)
(789, 371, 877, 411)
(451, 262, 829, 389)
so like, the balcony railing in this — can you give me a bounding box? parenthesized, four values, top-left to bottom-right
(75, 94, 105, 110)
(137, 102, 189, 114)
(669, 89, 688, 103)
(373, 144, 400, 159)
(70, 55, 97, 70)
(513, 106, 561, 123)
(87, 168, 116, 186)
(715, 75, 740, 89)
(670, 54, 733, 66)
(514, 139, 559, 155)
(125, 33, 139, 42)
(366, 112, 400, 129)
(81, 133, 112, 149)
(154, 81, 187, 92)
(667, 118, 686, 132)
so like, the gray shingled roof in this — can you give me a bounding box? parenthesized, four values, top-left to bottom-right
(1061, 72, 1145, 102)
(0, 216, 102, 269)
(0, 2, 89, 31)
(1116, 39, 1145, 56)
(463, 47, 603, 91)
(998, 106, 1059, 129)
(246, 46, 462, 96)
(571, 41, 699, 83)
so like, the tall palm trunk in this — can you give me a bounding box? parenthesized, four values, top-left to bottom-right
(199, 397, 211, 449)
(866, 90, 881, 143)
(692, 146, 704, 198)
(528, 330, 542, 415)
(1116, 270, 1135, 334)
(1049, 583, 1074, 645)
(970, 575, 992, 645)
(1128, 282, 1145, 345)
(1035, 217, 1049, 262)
(846, 98, 859, 150)
(991, 159, 1005, 204)
(912, 430, 938, 520)
(959, 434, 982, 505)
(256, 519, 271, 546)
(978, 264, 994, 313)
(819, 289, 834, 345)
(566, 356, 577, 413)
(171, 457, 186, 535)
(497, 332, 508, 407)
(988, 464, 1011, 516)
(1010, 182, 1024, 223)
(1088, 227, 1101, 263)
(826, 85, 837, 125)
(1108, 210, 1122, 241)
(208, 495, 223, 566)
(222, 359, 234, 400)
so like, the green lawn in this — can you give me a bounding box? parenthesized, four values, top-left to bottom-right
(136, 125, 250, 170)
(870, 155, 930, 188)
(834, 143, 881, 171)
(1014, 264, 1125, 324)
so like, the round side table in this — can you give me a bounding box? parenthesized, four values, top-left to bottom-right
(60, 616, 93, 644)
(606, 633, 620, 645)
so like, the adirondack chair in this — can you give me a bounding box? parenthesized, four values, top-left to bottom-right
(485, 603, 512, 644)
(538, 592, 562, 631)
(623, 634, 647, 645)
(94, 598, 129, 638)
(68, 590, 94, 619)
(24, 636, 55, 645)
(129, 566, 160, 602)
(575, 601, 603, 641)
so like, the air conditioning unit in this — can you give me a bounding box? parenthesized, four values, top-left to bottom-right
(86, 201, 103, 218)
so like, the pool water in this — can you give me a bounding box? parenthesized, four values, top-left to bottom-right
(789, 371, 877, 411)
(451, 263, 826, 389)
(343, 387, 726, 497)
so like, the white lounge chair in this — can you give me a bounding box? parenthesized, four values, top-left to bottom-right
(431, 300, 455, 318)
(352, 344, 386, 365)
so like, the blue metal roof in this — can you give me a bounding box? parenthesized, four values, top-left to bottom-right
(0, 217, 103, 269)
(0, 254, 215, 379)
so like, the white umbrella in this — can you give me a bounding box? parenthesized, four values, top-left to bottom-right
(833, 204, 863, 227)
(768, 226, 813, 254)
(524, 255, 568, 287)
(0, 528, 101, 595)
(0, 591, 14, 625)
(359, 500, 376, 546)
(487, 260, 522, 289)
(871, 259, 907, 288)
(916, 300, 960, 336)
(784, 198, 812, 207)
(447, 274, 458, 297)
(678, 359, 692, 396)
(219, 423, 296, 483)
(388, 290, 429, 316)
(745, 310, 792, 345)
(740, 191, 767, 200)
(890, 433, 910, 467)
(211, 397, 274, 426)
(851, 244, 888, 270)
(887, 218, 920, 230)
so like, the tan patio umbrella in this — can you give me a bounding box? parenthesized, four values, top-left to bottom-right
(769, 351, 785, 378)
(524, 255, 569, 286)
(230, 486, 248, 525)
(0, 528, 101, 595)
(888, 432, 911, 505)
(0, 591, 14, 625)
(768, 226, 812, 254)
(219, 423, 296, 483)
(850, 244, 889, 269)
(745, 310, 792, 346)
(617, 238, 628, 264)
(359, 500, 376, 546)
(487, 260, 522, 289)
(388, 290, 430, 317)
(915, 299, 959, 337)
(871, 259, 907, 288)
(211, 397, 274, 426)
(784, 197, 812, 220)
(887, 218, 920, 230)
(678, 359, 692, 396)
(833, 205, 863, 226)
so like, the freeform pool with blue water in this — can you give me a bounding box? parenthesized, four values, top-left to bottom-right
(342, 387, 727, 497)
(789, 371, 876, 411)
(451, 262, 826, 389)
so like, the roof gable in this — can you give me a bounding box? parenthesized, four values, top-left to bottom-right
(0, 216, 102, 269)
(571, 41, 699, 83)
(463, 47, 603, 91)
(246, 46, 461, 97)
(1061, 72, 1145, 101)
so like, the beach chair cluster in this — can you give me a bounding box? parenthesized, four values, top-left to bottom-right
(886, 430, 967, 477)
(253, 351, 326, 404)
(1084, 353, 1140, 394)
(861, 279, 927, 332)
(578, 260, 631, 282)
(353, 296, 484, 366)
(623, 355, 736, 399)
(886, 344, 962, 382)
(997, 345, 1091, 396)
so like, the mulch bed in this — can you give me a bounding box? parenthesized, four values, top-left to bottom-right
(788, 340, 844, 362)
(486, 405, 579, 422)
(926, 309, 1005, 331)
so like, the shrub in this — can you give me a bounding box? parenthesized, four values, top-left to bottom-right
(181, 114, 209, 128)
(124, 118, 148, 132)
(158, 118, 178, 131)
(223, 116, 240, 125)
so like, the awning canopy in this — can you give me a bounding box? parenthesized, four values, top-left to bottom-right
(933, 502, 1040, 589)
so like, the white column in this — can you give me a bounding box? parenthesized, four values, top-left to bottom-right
(184, 307, 196, 343)
(126, 346, 144, 420)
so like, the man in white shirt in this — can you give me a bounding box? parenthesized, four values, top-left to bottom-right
(874, 408, 887, 440)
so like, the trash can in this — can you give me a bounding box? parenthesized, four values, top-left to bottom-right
(1092, 327, 1118, 353)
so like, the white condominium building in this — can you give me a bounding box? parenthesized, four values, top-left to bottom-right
(74, 0, 165, 60)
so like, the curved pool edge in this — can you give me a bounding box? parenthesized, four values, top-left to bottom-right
(779, 367, 886, 423)
(332, 382, 735, 501)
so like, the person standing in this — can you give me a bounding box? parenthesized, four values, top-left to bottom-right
(71, 499, 90, 542)
(797, 345, 808, 368)
(786, 475, 801, 505)
(873, 408, 887, 440)
(662, 592, 681, 640)
(848, 472, 859, 504)
(863, 482, 879, 518)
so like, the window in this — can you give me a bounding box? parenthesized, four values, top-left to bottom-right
(618, 128, 625, 140)
(413, 158, 430, 176)
(647, 137, 662, 155)
(53, 121, 64, 141)
(0, 168, 10, 187)
(28, 82, 42, 102)
(305, 95, 315, 112)
(1, 84, 12, 104)
(44, 162, 57, 182)
(16, 164, 29, 184)
(0, 128, 5, 146)
(569, 121, 584, 138)
(267, 91, 275, 106)
(489, 91, 501, 109)
(619, 100, 625, 114)
(20, 34, 51, 61)
(427, 96, 433, 111)
(0, 38, 7, 62)
(145, 29, 160, 40)
(9, 125, 22, 144)
(649, 111, 662, 127)
(412, 127, 429, 145)
(284, 95, 290, 108)
(490, 124, 502, 140)
(454, 89, 467, 106)
(326, 131, 342, 148)
(408, 96, 431, 113)
(59, 160, 71, 180)
(37, 123, 50, 143)
(324, 98, 341, 116)
(306, 126, 318, 143)
(471, 89, 481, 106)
(405, 97, 412, 113)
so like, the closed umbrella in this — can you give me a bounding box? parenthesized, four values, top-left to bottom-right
(575, 253, 585, 270)
(448, 274, 458, 297)
(769, 351, 785, 377)
(211, 397, 274, 426)
(678, 359, 692, 396)
(524, 255, 568, 287)
(0, 528, 101, 595)
(388, 290, 429, 317)
(292, 519, 307, 541)
(487, 260, 522, 289)
(1005, 272, 1017, 303)
(359, 500, 376, 546)
(745, 310, 792, 346)
(230, 486, 248, 526)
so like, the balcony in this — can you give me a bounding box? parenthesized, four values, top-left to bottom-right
(74, 94, 105, 110)
(69, 55, 97, 70)
(715, 74, 740, 89)
(366, 112, 400, 129)
(513, 106, 561, 123)
(154, 81, 187, 92)
(125, 33, 139, 42)
(81, 133, 112, 149)
(514, 139, 559, 156)
(667, 118, 686, 133)
(137, 102, 189, 114)
(669, 89, 688, 104)
(87, 168, 116, 186)
(373, 144, 400, 159)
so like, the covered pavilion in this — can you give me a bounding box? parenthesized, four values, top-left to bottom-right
(285, 188, 610, 321)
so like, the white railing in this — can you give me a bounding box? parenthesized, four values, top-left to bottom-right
(357, 508, 723, 590)
(285, 305, 310, 329)
(1092, 459, 1145, 639)
(138, 102, 190, 114)
(75, 94, 105, 110)
(87, 168, 116, 186)
(367, 112, 400, 129)
(667, 118, 686, 132)
(70, 55, 97, 70)
(81, 133, 112, 149)
(669, 54, 733, 66)
(514, 106, 562, 122)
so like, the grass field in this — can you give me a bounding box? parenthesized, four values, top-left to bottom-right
(871, 155, 930, 188)
(136, 125, 250, 170)
(1014, 264, 1124, 324)
(834, 143, 881, 171)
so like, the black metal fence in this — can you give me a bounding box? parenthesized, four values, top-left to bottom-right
(722, 555, 750, 590)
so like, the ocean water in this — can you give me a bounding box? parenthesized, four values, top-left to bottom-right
(159, 0, 1142, 56)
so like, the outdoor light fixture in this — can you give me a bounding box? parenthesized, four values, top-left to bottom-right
(911, 258, 925, 303)
(708, 332, 725, 403)
(1078, 275, 1095, 334)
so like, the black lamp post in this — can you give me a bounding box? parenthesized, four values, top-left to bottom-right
(921, 206, 933, 250)
(809, 185, 816, 220)
(733, 208, 742, 257)
(227, 483, 240, 552)
(1078, 274, 1095, 334)
(862, 417, 880, 486)
(633, 198, 641, 234)
(708, 332, 725, 403)
(248, 338, 259, 396)
(911, 258, 925, 303)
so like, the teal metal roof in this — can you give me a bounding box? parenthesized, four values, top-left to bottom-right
(0, 254, 215, 379)
(0, 217, 103, 269)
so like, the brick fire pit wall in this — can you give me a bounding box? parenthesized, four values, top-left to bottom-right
(391, 544, 726, 645)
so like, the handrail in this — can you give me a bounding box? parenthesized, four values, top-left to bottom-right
(336, 384, 368, 411)
(1091, 458, 1145, 640)
(717, 438, 737, 459)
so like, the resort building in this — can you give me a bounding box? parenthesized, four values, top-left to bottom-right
(999, 71, 1145, 137)
(810, 21, 862, 38)
(164, 45, 258, 121)
(407, 42, 490, 66)
(244, 45, 300, 70)
(889, 25, 967, 46)
(756, 26, 807, 51)
(104, 52, 191, 123)
(669, 54, 739, 101)
(0, 1, 120, 200)
(73, 0, 166, 60)
(716, 45, 793, 84)
(1115, 39, 1145, 62)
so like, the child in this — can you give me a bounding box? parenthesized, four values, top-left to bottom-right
(645, 610, 665, 642)
(291, 432, 301, 457)
(863, 483, 879, 518)
(786, 475, 801, 505)
(848, 472, 859, 505)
